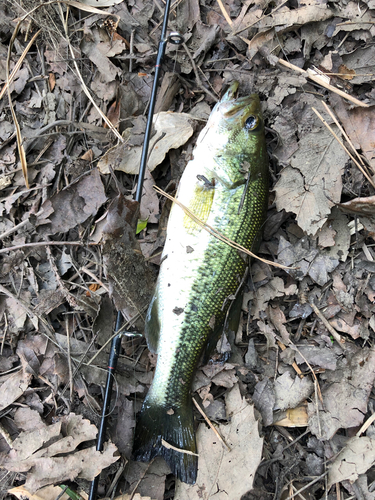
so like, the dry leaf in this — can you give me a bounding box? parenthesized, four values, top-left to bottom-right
(37, 169, 107, 235)
(8, 485, 70, 500)
(98, 112, 196, 175)
(3, 413, 119, 493)
(175, 384, 263, 500)
(0, 368, 32, 412)
(308, 346, 375, 440)
(274, 372, 314, 411)
(274, 125, 347, 235)
(328, 436, 375, 488)
(338, 196, 375, 216)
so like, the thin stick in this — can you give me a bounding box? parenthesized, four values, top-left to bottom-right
(278, 59, 369, 108)
(81, 267, 110, 293)
(66, 316, 74, 403)
(193, 397, 231, 451)
(312, 107, 375, 188)
(309, 300, 345, 349)
(0, 240, 94, 255)
(154, 185, 291, 269)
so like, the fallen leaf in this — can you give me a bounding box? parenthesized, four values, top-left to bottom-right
(98, 112, 196, 175)
(37, 169, 107, 235)
(308, 346, 375, 440)
(8, 485, 70, 500)
(341, 47, 375, 85)
(3, 413, 119, 493)
(274, 371, 314, 411)
(0, 368, 32, 412)
(328, 436, 375, 488)
(274, 124, 347, 235)
(175, 384, 263, 500)
(253, 378, 276, 427)
(244, 277, 297, 318)
(331, 95, 375, 173)
(338, 195, 375, 217)
(13, 408, 46, 432)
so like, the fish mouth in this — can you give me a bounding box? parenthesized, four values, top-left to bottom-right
(220, 82, 260, 119)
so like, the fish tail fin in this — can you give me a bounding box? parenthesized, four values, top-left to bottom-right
(133, 397, 198, 484)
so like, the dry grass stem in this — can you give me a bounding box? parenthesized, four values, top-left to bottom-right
(356, 412, 375, 437)
(321, 101, 366, 167)
(161, 439, 199, 456)
(216, 0, 233, 26)
(0, 29, 41, 101)
(154, 186, 291, 269)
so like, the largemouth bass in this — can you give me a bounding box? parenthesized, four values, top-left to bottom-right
(133, 82, 269, 484)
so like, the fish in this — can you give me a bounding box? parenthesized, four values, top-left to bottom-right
(132, 81, 269, 484)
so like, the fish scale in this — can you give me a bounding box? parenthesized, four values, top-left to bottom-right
(133, 82, 269, 484)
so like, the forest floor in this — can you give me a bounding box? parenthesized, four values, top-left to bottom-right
(0, 0, 375, 499)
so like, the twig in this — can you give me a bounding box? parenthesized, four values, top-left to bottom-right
(129, 29, 135, 73)
(192, 397, 231, 452)
(312, 107, 375, 189)
(309, 299, 345, 349)
(129, 458, 155, 500)
(0, 240, 95, 255)
(66, 316, 74, 403)
(154, 185, 291, 269)
(278, 59, 369, 108)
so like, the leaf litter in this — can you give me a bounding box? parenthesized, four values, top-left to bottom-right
(0, 0, 375, 498)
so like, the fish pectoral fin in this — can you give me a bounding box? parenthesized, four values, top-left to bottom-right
(133, 398, 197, 484)
(183, 183, 214, 234)
(144, 292, 160, 353)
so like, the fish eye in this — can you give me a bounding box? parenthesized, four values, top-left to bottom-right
(245, 115, 258, 130)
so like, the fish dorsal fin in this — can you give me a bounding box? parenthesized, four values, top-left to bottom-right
(144, 291, 160, 354)
(183, 183, 214, 234)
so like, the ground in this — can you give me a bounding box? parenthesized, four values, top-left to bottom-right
(0, 0, 375, 499)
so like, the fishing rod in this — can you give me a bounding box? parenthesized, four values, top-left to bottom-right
(88, 2, 183, 499)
